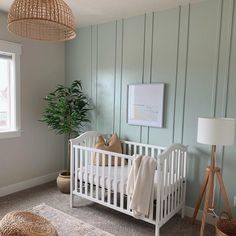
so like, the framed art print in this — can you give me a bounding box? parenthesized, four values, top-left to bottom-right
(127, 83, 165, 128)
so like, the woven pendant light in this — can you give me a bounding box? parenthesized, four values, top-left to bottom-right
(8, 0, 76, 42)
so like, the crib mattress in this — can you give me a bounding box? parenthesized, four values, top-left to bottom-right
(78, 165, 158, 198)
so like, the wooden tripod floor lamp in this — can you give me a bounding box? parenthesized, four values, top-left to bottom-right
(192, 117, 235, 236)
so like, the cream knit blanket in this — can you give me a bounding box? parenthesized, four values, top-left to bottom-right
(126, 155, 157, 218)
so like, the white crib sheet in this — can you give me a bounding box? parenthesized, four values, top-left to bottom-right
(78, 165, 159, 198)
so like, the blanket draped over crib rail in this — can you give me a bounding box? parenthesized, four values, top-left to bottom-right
(127, 155, 157, 218)
(70, 131, 187, 236)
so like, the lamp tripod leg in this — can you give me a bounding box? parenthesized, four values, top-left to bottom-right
(200, 170, 213, 236)
(215, 170, 233, 218)
(192, 169, 209, 224)
(192, 169, 210, 224)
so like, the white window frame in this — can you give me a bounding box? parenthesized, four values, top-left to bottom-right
(0, 40, 22, 139)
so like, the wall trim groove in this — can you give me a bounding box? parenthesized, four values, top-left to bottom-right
(211, 0, 223, 117)
(223, 0, 235, 117)
(181, 4, 190, 144)
(113, 21, 118, 134)
(172, 6, 181, 144)
(90, 26, 93, 97)
(118, 19, 124, 137)
(140, 14, 147, 143)
(147, 12, 155, 144)
(95, 25, 99, 130)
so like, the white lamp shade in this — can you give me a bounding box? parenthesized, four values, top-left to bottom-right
(197, 117, 235, 146)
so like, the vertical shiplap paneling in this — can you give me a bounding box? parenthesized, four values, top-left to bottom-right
(213, 0, 233, 211)
(65, 27, 93, 130)
(141, 13, 154, 144)
(65, 0, 236, 215)
(114, 20, 124, 136)
(221, 0, 236, 216)
(65, 27, 91, 92)
(149, 8, 179, 146)
(96, 22, 116, 134)
(91, 25, 98, 131)
(183, 0, 221, 208)
(120, 15, 145, 142)
(173, 5, 190, 144)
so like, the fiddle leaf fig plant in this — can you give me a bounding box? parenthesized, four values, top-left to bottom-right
(41, 80, 91, 173)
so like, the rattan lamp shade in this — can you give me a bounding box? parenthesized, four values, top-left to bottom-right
(8, 0, 76, 42)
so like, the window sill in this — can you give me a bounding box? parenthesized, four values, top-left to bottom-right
(0, 130, 21, 139)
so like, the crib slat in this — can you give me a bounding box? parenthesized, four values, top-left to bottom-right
(183, 151, 187, 206)
(172, 151, 176, 212)
(145, 146, 148, 156)
(161, 158, 166, 220)
(172, 151, 176, 211)
(127, 158, 132, 211)
(164, 157, 167, 218)
(75, 148, 78, 193)
(151, 148, 155, 159)
(172, 150, 178, 211)
(128, 144, 132, 155)
(96, 153, 99, 200)
(108, 155, 111, 204)
(90, 152, 94, 198)
(176, 150, 181, 208)
(169, 152, 173, 214)
(70, 146, 75, 193)
(180, 151, 184, 204)
(101, 153, 105, 202)
(180, 150, 183, 205)
(120, 157, 125, 209)
(149, 148, 156, 220)
(156, 157, 162, 224)
(182, 151, 187, 204)
(79, 149, 83, 194)
(114, 155, 118, 207)
(85, 149, 88, 196)
(123, 143, 126, 155)
(157, 149, 162, 159)
(165, 153, 172, 215)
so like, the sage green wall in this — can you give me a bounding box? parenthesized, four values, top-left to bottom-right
(66, 0, 236, 215)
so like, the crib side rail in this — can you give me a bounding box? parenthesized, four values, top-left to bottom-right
(71, 144, 134, 215)
(70, 131, 101, 147)
(156, 144, 187, 226)
(121, 140, 166, 158)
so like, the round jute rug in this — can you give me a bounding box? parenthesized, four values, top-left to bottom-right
(0, 211, 58, 236)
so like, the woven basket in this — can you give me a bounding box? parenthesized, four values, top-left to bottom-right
(216, 212, 236, 236)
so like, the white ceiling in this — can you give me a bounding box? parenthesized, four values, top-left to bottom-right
(0, 0, 204, 27)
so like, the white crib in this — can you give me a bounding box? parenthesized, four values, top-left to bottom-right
(70, 131, 187, 236)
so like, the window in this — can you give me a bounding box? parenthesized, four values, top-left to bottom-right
(0, 40, 21, 138)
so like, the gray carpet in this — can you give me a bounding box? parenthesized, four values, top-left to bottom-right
(0, 182, 215, 235)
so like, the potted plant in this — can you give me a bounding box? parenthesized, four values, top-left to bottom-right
(41, 80, 91, 194)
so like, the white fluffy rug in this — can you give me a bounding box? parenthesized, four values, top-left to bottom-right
(31, 204, 113, 236)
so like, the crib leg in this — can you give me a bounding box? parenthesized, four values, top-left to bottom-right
(70, 193, 75, 208)
(155, 225, 160, 236)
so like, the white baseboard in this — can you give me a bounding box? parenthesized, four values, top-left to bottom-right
(184, 206, 216, 225)
(0, 172, 59, 197)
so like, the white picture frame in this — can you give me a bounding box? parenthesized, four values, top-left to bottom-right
(127, 83, 165, 128)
